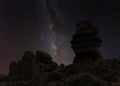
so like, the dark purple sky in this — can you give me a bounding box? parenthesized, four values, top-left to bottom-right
(0, 0, 120, 74)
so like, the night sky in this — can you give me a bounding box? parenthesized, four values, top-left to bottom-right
(0, 0, 120, 74)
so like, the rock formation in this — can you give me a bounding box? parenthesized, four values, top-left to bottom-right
(71, 21, 103, 63)
(1, 21, 120, 86)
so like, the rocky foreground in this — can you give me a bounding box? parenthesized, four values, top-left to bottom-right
(1, 51, 120, 86)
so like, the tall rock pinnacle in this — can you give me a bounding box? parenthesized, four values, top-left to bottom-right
(71, 21, 103, 63)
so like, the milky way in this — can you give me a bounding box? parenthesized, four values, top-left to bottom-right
(42, 0, 67, 64)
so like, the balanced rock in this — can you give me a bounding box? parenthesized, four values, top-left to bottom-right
(71, 21, 103, 63)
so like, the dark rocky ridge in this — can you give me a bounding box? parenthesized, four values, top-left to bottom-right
(0, 21, 120, 86)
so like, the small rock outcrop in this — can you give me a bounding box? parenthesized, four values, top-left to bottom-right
(8, 51, 34, 81)
(71, 21, 103, 63)
(7, 50, 59, 84)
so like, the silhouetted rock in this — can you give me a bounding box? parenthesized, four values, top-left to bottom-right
(8, 51, 34, 82)
(8, 61, 18, 81)
(35, 50, 53, 64)
(71, 21, 103, 63)
(1, 50, 63, 85)
(2, 51, 50, 83)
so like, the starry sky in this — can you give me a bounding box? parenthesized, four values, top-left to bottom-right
(0, 0, 120, 74)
